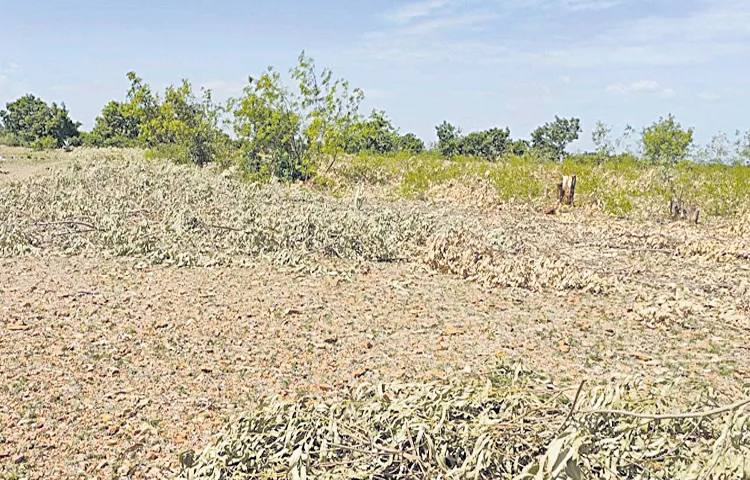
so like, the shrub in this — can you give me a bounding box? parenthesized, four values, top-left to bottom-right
(231, 52, 364, 181)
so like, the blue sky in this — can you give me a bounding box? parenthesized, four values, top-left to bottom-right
(1, 0, 748, 149)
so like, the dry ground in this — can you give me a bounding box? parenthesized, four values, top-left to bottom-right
(1, 163, 750, 479)
(0, 147, 74, 186)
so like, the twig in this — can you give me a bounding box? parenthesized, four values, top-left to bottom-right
(577, 396, 750, 420)
(35, 220, 101, 231)
(555, 380, 585, 435)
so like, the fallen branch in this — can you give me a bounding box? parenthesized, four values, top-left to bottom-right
(578, 396, 750, 420)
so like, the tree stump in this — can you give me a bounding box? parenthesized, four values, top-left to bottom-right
(670, 196, 700, 224)
(557, 175, 576, 206)
(546, 174, 577, 215)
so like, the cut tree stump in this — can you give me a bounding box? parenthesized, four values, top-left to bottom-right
(545, 174, 577, 215)
(558, 175, 577, 206)
(670, 196, 700, 224)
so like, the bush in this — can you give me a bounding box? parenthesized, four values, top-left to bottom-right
(231, 52, 364, 181)
(31, 135, 59, 151)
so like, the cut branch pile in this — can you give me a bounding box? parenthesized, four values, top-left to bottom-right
(178, 365, 750, 480)
(0, 160, 436, 266)
(424, 227, 609, 293)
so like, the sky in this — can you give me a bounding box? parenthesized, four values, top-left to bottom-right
(1, 0, 749, 150)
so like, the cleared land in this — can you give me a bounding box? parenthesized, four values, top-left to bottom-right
(1, 150, 749, 479)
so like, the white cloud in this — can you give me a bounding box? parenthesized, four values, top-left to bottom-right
(699, 92, 722, 102)
(606, 80, 660, 94)
(401, 12, 498, 36)
(0, 61, 22, 75)
(564, 0, 622, 12)
(347, 0, 750, 88)
(606, 81, 677, 99)
(659, 88, 676, 98)
(386, 0, 452, 24)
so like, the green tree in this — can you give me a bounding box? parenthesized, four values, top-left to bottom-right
(90, 100, 142, 147)
(89, 71, 160, 148)
(141, 79, 226, 166)
(397, 133, 425, 154)
(531, 116, 582, 161)
(345, 110, 400, 154)
(509, 139, 529, 156)
(592, 121, 614, 158)
(733, 129, 750, 166)
(231, 52, 364, 180)
(460, 127, 510, 160)
(0, 94, 80, 148)
(641, 114, 693, 166)
(345, 110, 425, 155)
(435, 121, 462, 157)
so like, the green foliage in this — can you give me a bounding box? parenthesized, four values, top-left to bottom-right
(0, 132, 21, 146)
(488, 155, 545, 203)
(591, 121, 614, 159)
(435, 121, 462, 157)
(601, 191, 634, 216)
(231, 51, 364, 181)
(89, 100, 142, 147)
(531, 116, 582, 161)
(398, 132, 425, 154)
(140, 79, 225, 166)
(397, 155, 469, 198)
(736, 130, 750, 165)
(461, 127, 510, 160)
(641, 114, 694, 166)
(344, 110, 425, 155)
(509, 138, 530, 156)
(345, 110, 398, 154)
(87, 71, 225, 166)
(435, 121, 511, 160)
(0, 94, 80, 148)
(31, 135, 59, 151)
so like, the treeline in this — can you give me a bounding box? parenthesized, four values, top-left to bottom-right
(1, 52, 749, 180)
